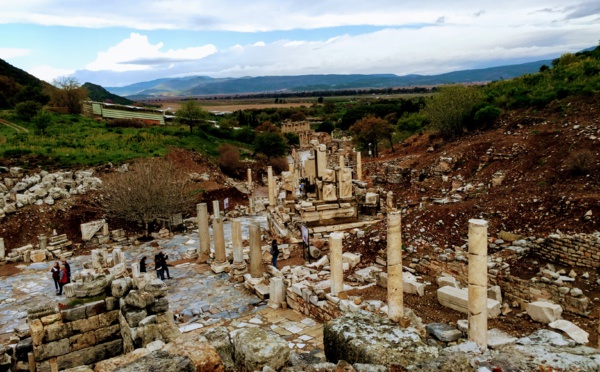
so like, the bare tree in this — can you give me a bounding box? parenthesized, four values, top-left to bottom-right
(100, 158, 194, 234)
(51, 77, 88, 114)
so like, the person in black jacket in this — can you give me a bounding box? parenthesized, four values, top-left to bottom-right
(270, 239, 279, 268)
(140, 256, 147, 273)
(50, 262, 60, 293)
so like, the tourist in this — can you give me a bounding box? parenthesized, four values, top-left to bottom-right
(154, 253, 164, 280)
(160, 252, 172, 279)
(271, 239, 279, 268)
(50, 262, 60, 293)
(61, 260, 71, 283)
(140, 256, 147, 273)
(57, 263, 68, 295)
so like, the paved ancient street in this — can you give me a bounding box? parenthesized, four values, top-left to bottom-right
(0, 215, 325, 358)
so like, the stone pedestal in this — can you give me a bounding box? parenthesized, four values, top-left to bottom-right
(38, 234, 48, 250)
(131, 262, 140, 278)
(267, 277, 286, 308)
(267, 166, 275, 207)
(212, 200, 220, 218)
(249, 223, 263, 278)
(112, 247, 124, 266)
(468, 218, 489, 349)
(387, 211, 403, 322)
(210, 260, 231, 274)
(329, 232, 344, 295)
(356, 152, 362, 180)
(316, 144, 327, 178)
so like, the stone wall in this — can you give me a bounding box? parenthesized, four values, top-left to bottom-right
(530, 233, 600, 269)
(28, 299, 122, 372)
(285, 286, 343, 323)
(413, 243, 591, 316)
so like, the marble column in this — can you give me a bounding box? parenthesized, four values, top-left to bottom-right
(213, 217, 226, 262)
(329, 232, 344, 296)
(38, 234, 47, 250)
(247, 168, 252, 189)
(339, 155, 344, 170)
(249, 223, 263, 278)
(267, 166, 275, 207)
(212, 200, 220, 218)
(356, 151, 362, 180)
(210, 217, 230, 273)
(387, 210, 404, 322)
(197, 203, 210, 260)
(0, 237, 4, 260)
(102, 223, 109, 236)
(231, 219, 243, 263)
(468, 218, 489, 349)
(316, 144, 327, 177)
(248, 198, 255, 215)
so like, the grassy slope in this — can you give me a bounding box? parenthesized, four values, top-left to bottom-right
(0, 112, 246, 168)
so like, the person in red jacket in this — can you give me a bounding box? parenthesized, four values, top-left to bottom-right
(57, 264, 68, 295)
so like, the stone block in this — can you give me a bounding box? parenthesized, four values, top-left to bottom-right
(527, 301, 563, 324)
(111, 277, 132, 298)
(30, 250, 47, 263)
(95, 324, 121, 344)
(98, 310, 119, 328)
(487, 328, 518, 349)
(30, 319, 44, 346)
(56, 339, 122, 370)
(33, 338, 70, 361)
(437, 286, 501, 318)
(105, 297, 117, 311)
(71, 315, 99, 334)
(44, 322, 72, 342)
(85, 300, 106, 317)
(147, 297, 169, 314)
(40, 313, 62, 326)
(69, 332, 97, 351)
(342, 252, 361, 268)
(61, 306, 87, 322)
(426, 323, 462, 342)
(124, 308, 147, 327)
(125, 290, 155, 309)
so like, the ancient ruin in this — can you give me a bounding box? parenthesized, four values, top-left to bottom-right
(0, 134, 599, 372)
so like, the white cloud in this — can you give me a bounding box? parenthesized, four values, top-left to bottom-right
(2, 1, 598, 32)
(85, 33, 217, 72)
(0, 48, 30, 59)
(28, 65, 75, 83)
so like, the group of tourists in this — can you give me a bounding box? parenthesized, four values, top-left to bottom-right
(50, 260, 70, 295)
(137, 252, 172, 280)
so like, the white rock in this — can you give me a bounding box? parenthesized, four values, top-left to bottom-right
(549, 319, 589, 344)
(527, 301, 562, 324)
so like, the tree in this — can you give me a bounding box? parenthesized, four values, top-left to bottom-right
(254, 132, 289, 159)
(176, 100, 208, 133)
(33, 109, 52, 135)
(349, 115, 393, 157)
(217, 144, 242, 177)
(284, 132, 300, 146)
(423, 85, 483, 140)
(316, 120, 335, 133)
(15, 101, 42, 121)
(51, 77, 88, 114)
(100, 158, 194, 235)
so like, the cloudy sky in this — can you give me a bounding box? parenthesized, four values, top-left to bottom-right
(1, 1, 599, 87)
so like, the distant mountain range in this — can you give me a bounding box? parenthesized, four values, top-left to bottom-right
(106, 59, 553, 98)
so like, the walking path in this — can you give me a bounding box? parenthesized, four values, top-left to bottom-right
(0, 216, 325, 358)
(0, 119, 28, 133)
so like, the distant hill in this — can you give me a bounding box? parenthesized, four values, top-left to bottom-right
(106, 60, 552, 98)
(82, 82, 134, 105)
(0, 58, 47, 87)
